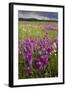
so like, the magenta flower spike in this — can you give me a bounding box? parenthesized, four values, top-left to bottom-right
(26, 52, 33, 65)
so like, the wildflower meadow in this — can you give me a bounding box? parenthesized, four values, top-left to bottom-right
(18, 21, 58, 79)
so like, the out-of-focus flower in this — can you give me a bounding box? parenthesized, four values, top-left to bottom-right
(45, 47, 52, 55)
(26, 52, 33, 65)
(25, 66, 32, 73)
(25, 38, 34, 52)
(35, 60, 43, 70)
(40, 56, 48, 65)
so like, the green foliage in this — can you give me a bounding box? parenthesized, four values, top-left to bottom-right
(45, 52, 58, 77)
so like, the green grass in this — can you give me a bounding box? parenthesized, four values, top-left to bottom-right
(18, 21, 57, 41)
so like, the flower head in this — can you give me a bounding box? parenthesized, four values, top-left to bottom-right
(35, 60, 43, 70)
(25, 66, 32, 73)
(40, 56, 48, 65)
(26, 52, 33, 65)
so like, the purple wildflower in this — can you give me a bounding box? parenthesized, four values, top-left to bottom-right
(26, 52, 33, 65)
(35, 60, 43, 70)
(25, 66, 32, 73)
(25, 38, 34, 52)
(45, 47, 52, 55)
(40, 56, 48, 65)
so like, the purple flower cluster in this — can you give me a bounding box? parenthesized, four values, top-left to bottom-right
(19, 33, 57, 73)
(35, 56, 48, 70)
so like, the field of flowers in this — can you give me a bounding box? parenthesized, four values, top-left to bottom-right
(18, 21, 58, 79)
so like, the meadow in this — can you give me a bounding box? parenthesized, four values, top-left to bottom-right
(18, 20, 58, 79)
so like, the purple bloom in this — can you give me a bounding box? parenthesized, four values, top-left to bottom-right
(45, 47, 52, 55)
(26, 52, 33, 65)
(47, 47, 52, 53)
(25, 66, 32, 73)
(44, 59, 48, 64)
(40, 56, 48, 65)
(25, 38, 34, 52)
(40, 56, 45, 62)
(35, 61, 43, 70)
